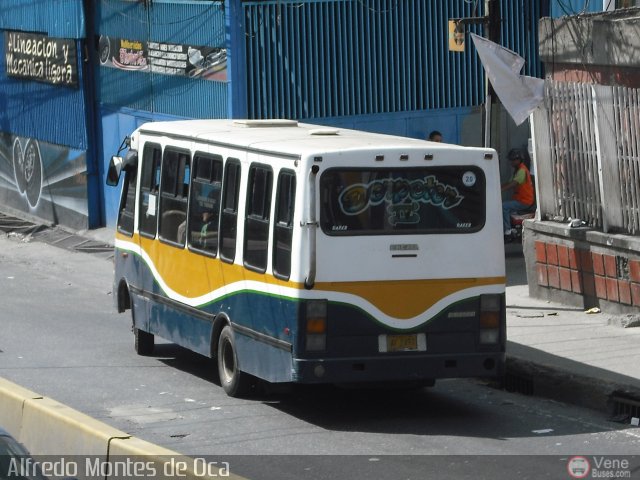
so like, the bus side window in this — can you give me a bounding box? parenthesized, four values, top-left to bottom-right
(159, 148, 190, 247)
(273, 170, 296, 280)
(139, 143, 162, 238)
(244, 163, 273, 273)
(188, 153, 223, 255)
(220, 159, 241, 263)
(117, 169, 136, 237)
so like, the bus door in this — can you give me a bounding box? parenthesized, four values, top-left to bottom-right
(124, 141, 161, 334)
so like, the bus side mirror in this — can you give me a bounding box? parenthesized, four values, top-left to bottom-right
(106, 155, 123, 186)
(106, 150, 138, 186)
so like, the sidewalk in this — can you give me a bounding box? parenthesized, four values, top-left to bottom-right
(6, 216, 640, 416)
(504, 244, 640, 416)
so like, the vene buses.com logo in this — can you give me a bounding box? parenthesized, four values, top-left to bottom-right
(567, 456, 591, 478)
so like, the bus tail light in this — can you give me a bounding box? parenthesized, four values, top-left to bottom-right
(479, 295, 502, 344)
(306, 300, 327, 351)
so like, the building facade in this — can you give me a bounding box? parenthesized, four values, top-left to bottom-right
(2, 0, 555, 230)
(525, 7, 640, 313)
(0, 0, 100, 230)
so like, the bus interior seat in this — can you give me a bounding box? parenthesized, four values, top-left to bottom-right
(161, 210, 187, 243)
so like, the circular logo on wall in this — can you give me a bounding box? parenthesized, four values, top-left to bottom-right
(98, 35, 111, 64)
(12, 137, 27, 194)
(567, 456, 591, 479)
(12, 137, 43, 209)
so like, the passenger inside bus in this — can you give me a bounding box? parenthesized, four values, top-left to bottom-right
(197, 209, 217, 249)
(180, 186, 220, 251)
(177, 208, 217, 248)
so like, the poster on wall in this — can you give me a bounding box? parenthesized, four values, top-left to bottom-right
(4, 31, 78, 88)
(97, 35, 227, 81)
(0, 132, 88, 230)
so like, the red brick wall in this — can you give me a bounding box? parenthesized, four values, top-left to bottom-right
(535, 240, 640, 307)
(550, 65, 640, 89)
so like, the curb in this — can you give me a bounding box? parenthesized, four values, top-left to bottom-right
(505, 355, 640, 418)
(0, 378, 42, 439)
(0, 377, 247, 480)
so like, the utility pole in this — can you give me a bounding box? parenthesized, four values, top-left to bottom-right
(449, 1, 501, 148)
(484, 0, 501, 148)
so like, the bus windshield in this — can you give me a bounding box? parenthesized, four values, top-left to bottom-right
(320, 166, 486, 235)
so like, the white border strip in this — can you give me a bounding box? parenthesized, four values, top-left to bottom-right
(116, 239, 504, 330)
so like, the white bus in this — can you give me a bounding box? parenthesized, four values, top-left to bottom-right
(107, 119, 506, 396)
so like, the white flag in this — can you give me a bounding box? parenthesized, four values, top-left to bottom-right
(471, 33, 544, 126)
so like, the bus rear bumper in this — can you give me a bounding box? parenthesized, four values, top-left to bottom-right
(292, 352, 505, 384)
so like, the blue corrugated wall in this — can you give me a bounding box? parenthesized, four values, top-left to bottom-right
(0, 0, 85, 39)
(501, 0, 546, 78)
(96, 0, 229, 227)
(0, 0, 99, 229)
(95, 0, 228, 119)
(550, 0, 604, 17)
(242, 0, 546, 121)
(95, 0, 549, 227)
(0, 46, 90, 150)
(0, 0, 88, 149)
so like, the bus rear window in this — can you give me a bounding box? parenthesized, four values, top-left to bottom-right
(320, 167, 485, 235)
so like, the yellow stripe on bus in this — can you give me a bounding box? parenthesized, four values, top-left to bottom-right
(136, 235, 296, 296)
(314, 277, 505, 320)
(117, 233, 504, 320)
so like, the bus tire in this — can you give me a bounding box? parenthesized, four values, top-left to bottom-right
(217, 325, 250, 397)
(134, 328, 154, 356)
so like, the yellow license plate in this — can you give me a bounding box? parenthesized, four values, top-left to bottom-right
(387, 334, 418, 352)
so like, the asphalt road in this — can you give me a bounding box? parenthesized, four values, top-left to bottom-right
(1, 233, 638, 479)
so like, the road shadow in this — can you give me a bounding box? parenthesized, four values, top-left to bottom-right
(508, 342, 640, 410)
(148, 343, 629, 441)
(154, 343, 220, 382)
(504, 241, 524, 259)
(505, 254, 528, 287)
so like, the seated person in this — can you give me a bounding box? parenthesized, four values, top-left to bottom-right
(177, 209, 217, 250)
(428, 130, 443, 142)
(198, 210, 217, 249)
(501, 148, 534, 237)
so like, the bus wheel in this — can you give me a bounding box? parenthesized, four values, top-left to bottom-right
(134, 328, 154, 356)
(217, 325, 250, 397)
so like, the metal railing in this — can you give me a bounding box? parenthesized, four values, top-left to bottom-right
(532, 80, 640, 235)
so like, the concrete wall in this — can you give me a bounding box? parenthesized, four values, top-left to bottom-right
(540, 8, 640, 87)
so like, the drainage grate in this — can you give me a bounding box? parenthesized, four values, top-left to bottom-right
(504, 372, 534, 396)
(0, 212, 46, 235)
(1, 212, 114, 261)
(611, 394, 640, 419)
(32, 229, 114, 260)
